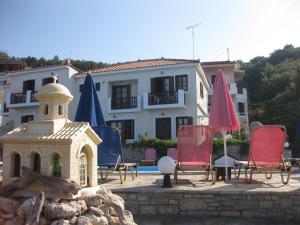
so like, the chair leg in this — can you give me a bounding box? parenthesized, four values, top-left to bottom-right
(174, 168, 178, 184)
(105, 167, 110, 180)
(280, 169, 291, 185)
(124, 167, 128, 182)
(245, 168, 253, 183)
(211, 168, 216, 185)
(118, 169, 123, 184)
(234, 163, 241, 178)
(265, 171, 272, 179)
(99, 167, 104, 179)
(136, 165, 139, 178)
(205, 170, 209, 180)
(130, 166, 134, 180)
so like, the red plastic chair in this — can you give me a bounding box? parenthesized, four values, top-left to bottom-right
(234, 125, 291, 184)
(174, 125, 216, 184)
(141, 148, 156, 166)
(167, 148, 178, 160)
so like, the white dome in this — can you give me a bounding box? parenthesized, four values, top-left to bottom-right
(36, 83, 73, 101)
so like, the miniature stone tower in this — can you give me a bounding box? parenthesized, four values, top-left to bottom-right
(0, 80, 101, 187)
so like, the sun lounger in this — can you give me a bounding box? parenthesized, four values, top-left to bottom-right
(234, 125, 291, 184)
(174, 125, 216, 184)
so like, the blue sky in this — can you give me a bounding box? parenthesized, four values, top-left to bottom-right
(0, 0, 299, 63)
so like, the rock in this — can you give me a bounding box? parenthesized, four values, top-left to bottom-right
(43, 202, 75, 220)
(67, 200, 87, 216)
(51, 219, 70, 225)
(78, 215, 92, 225)
(4, 216, 24, 225)
(123, 210, 134, 221)
(97, 216, 109, 225)
(0, 213, 15, 220)
(39, 215, 51, 225)
(88, 206, 105, 217)
(98, 204, 110, 217)
(97, 187, 137, 225)
(0, 197, 19, 214)
(17, 197, 34, 218)
(108, 216, 120, 225)
(109, 207, 117, 217)
(0, 218, 6, 225)
(69, 216, 78, 224)
(83, 195, 103, 207)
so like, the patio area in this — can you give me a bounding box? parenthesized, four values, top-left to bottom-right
(99, 169, 300, 222)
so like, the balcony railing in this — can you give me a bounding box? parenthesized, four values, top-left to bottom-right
(111, 96, 137, 110)
(30, 91, 38, 102)
(148, 92, 178, 105)
(6, 90, 39, 108)
(10, 92, 26, 104)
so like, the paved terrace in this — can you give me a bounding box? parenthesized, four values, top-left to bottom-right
(99, 170, 300, 222)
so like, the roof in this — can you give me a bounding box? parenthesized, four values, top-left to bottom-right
(6, 64, 83, 74)
(201, 61, 236, 66)
(0, 60, 26, 65)
(83, 58, 200, 74)
(36, 83, 73, 101)
(0, 121, 101, 144)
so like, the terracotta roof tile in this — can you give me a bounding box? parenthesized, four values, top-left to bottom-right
(201, 61, 235, 66)
(81, 58, 200, 75)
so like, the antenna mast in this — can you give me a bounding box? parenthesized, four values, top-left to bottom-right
(186, 23, 202, 59)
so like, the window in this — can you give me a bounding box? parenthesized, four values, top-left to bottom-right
(79, 153, 87, 186)
(52, 153, 62, 177)
(176, 117, 193, 136)
(200, 82, 204, 98)
(44, 105, 48, 115)
(42, 77, 57, 86)
(58, 105, 63, 115)
(95, 82, 100, 91)
(79, 84, 84, 93)
(21, 115, 34, 123)
(23, 79, 35, 93)
(107, 120, 134, 142)
(211, 75, 216, 87)
(238, 102, 245, 115)
(31, 153, 41, 173)
(3, 103, 9, 113)
(175, 75, 188, 91)
(12, 153, 21, 177)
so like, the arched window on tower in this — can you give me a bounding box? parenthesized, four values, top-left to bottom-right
(58, 105, 63, 116)
(31, 153, 41, 173)
(11, 153, 21, 177)
(52, 153, 62, 177)
(44, 104, 48, 115)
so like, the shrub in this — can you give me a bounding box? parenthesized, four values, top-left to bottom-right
(126, 135, 249, 159)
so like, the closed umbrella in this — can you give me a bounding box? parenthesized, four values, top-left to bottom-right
(75, 73, 106, 127)
(209, 69, 240, 180)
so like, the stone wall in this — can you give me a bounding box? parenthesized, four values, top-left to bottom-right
(115, 190, 300, 221)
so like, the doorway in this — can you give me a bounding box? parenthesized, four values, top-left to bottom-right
(155, 118, 172, 139)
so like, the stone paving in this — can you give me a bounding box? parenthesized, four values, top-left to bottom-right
(99, 169, 300, 194)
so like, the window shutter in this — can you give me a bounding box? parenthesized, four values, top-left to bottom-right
(151, 78, 158, 93)
(169, 76, 174, 92)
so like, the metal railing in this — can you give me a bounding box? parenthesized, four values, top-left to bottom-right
(148, 92, 178, 105)
(30, 91, 38, 102)
(111, 96, 137, 109)
(10, 92, 26, 104)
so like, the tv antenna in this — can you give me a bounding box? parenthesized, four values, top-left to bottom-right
(186, 23, 202, 59)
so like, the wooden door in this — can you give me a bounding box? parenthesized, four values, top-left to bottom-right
(156, 118, 171, 139)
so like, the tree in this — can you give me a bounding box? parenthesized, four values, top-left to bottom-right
(0, 51, 10, 60)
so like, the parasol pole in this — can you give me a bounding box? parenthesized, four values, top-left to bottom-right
(223, 130, 229, 180)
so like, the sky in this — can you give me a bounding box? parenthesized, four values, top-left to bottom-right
(0, 0, 300, 63)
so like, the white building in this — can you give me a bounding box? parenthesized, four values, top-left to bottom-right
(201, 61, 249, 137)
(0, 58, 211, 143)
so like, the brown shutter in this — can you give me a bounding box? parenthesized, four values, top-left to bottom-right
(151, 78, 158, 93)
(169, 76, 174, 92)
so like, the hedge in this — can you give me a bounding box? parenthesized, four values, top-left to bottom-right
(126, 136, 249, 159)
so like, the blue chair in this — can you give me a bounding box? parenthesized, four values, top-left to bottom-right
(94, 126, 138, 183)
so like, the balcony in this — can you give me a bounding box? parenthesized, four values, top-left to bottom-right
(6, 90, 39, 108)
(108, 96, 141, 113)
(143, 90, 185, 109)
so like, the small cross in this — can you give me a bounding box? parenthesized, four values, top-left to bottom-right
(51, 73, 59, 83)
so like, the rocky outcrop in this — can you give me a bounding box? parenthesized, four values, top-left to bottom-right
(0, 187, 136, 225)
